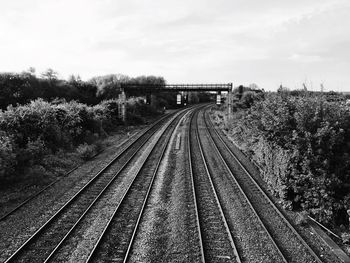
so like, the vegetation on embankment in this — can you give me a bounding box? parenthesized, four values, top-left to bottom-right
(211, 88, 350, 229)
(0, 69, 174, 184)
(0, 98, 162, 183)
(0, 69, 211, 187)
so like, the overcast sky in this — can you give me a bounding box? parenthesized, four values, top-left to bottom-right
(1, 0, 349, 91)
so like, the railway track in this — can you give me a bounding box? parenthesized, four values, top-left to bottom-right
(2, 104, 331, 263)
(197, 109, 286, 262)
(84, 107, 195, 263)
(0, 113, 172, 223)
(202, 107, 324, 263)
(188, 110, 240, 263)
(3, 108, 189, 263)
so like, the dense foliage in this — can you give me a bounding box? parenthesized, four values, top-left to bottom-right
(0, 70, 173, 109)
(0, 98, 159, 181)
(0, 69, 210, 184)
(217, 90, 350, 226)
(0, 71, 99, 109)
(90, 74, 166, 99)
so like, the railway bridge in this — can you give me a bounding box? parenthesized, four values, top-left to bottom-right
(119, 83, 234, 121)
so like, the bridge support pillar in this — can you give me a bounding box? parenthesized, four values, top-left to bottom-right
(176, 93, 182, 105)
(216, 91, 221, 105)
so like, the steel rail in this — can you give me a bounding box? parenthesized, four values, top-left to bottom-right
(0, 132, 139, 222)
(0, 113, 172, 222)
(204, 107, 324, 263)
(0, 166, 78, 222)
(307, 216, 342, 240)
(187, 109, 206, 263)
(45, 106, 189, 263)
(121, 106, 198, 262)
(4, 110, 179, 263)
(199, 109, 287, 262)
(85, 106, 198, 263)
(193, 110, 242, 263)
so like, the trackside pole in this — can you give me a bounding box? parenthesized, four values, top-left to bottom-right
(119, 89, 126, 122)
(227, 83, 233, 120)
(146, 94, 151, 104)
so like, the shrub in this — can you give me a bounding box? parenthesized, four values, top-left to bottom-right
(17, 138, 47, 166)
(341, 233, 350, 244)
(0, 99, 65, 150)
(220, 92, 350, 225)
(92, 100, 121, 133)
(76, 143, 97, 161)
(57, 101, 96, 145)
(0, 133, 17, 180)
(93, 140, 104, 154)
(126, 112, 145, 125)
(0, 96, 163, 181)
(295, 211, 309, 226)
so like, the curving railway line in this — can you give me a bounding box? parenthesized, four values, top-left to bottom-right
(1, 104, 342, 263)
(84, 107, 195, 263)
(202, 107, 324, 263)
(3, 107, 195, 263)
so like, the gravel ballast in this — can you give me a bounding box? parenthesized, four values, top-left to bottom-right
(206, 108, 342, 263)
(189, 110, 240, 262)
(0, 119, 165, 262)
(47, 112, 182, 262)
(128, 109, 203, 263)
(197, 110, 285, 263)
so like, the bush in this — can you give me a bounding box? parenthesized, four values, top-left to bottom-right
(220, 92, 350, 226)
(0, 99, 67, 150)
(126, 112, 145, 125)
(17, 138, 47, 166)
(0, 133, 17, 180)
(93, 99, 122, 132)
(0, 96, 164, 181)
(94, 140, 103, 153)
(295, 211, 309, 226)
(57, 101, 96, 145)
(76, 143, 97, 161)
(128, 99, 160, 117)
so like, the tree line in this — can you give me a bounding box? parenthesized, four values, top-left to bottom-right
(0, 69, 169, 109)
(0, 69, 171, 182)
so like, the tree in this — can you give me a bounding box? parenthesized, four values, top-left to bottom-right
(41, 68, 58, 81)
(24, 67, 36, 76)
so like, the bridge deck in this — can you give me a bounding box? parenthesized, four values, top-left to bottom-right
(121, 83, 232, 92)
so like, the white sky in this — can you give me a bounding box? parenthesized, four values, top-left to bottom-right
(0, 0, 350, 91)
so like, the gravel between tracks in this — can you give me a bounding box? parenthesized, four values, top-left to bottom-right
(190, 111, 239, 263)
(128, 110, 203, 263)
(197, 110, 285, 263)
(0, 124, 154, 262)
(37, 114, 177, 263)
(0, 126, 144, 217)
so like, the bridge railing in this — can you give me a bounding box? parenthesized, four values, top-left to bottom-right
(121, 83, 233, 92)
